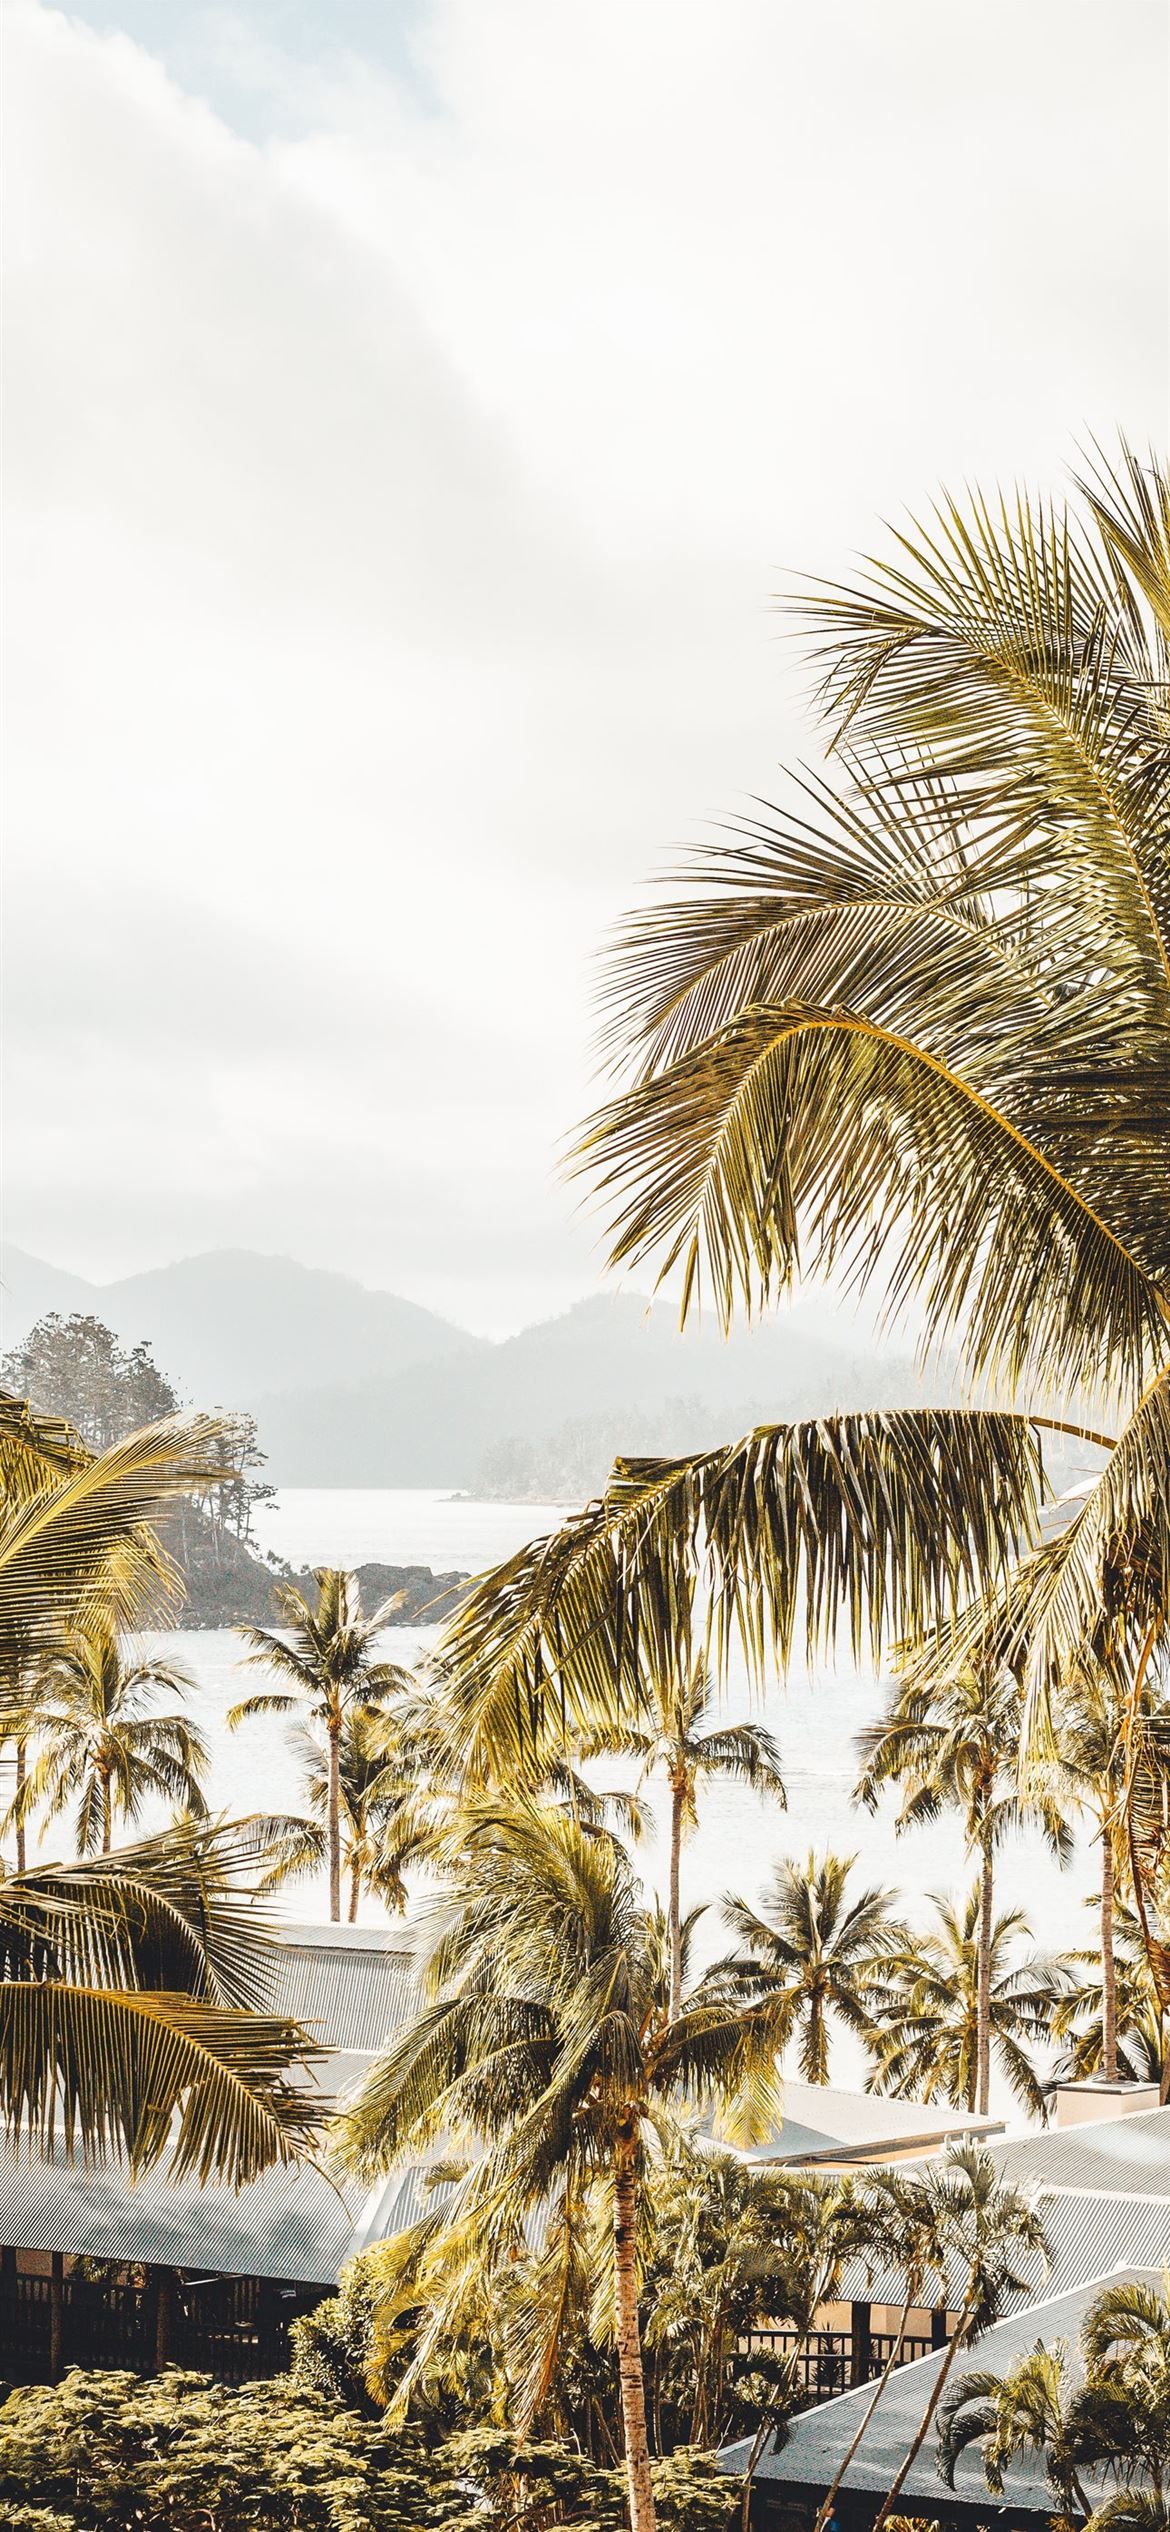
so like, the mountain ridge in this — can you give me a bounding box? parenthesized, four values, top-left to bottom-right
(0, 1243, 934, 1492)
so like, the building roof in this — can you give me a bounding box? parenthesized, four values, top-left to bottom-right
(0, 2132, 367, 2287)
(724, 2079, 1000, 2168)
(723, 2267, 1160, 2512)
(836, 2107, 1170, 2313)
(267, 1923, 415, 2058)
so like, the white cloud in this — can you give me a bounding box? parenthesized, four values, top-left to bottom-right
(3, 0, 1166, 1328)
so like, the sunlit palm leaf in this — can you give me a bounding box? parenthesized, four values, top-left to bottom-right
(0, 1411, 237, 1644)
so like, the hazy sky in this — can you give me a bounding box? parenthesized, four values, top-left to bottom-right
(4, 0, 1167, 1334)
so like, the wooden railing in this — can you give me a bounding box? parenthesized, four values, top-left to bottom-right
(0, 2267, 322, 2384)
(736, 2320, 941, 2407)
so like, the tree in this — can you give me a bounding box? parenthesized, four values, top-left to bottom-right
(1049, 1890, 1166, 2085)
(868, 1886, 1058, 2117)
(9, 1628, 207, 1857)
(1, 1318, 180, 1452)
(940, 2272, 1170, 2528)
(702, 1850, 905, 2085)
(584, 1661, 786, 2020)
(258, 1708, 432, 1923)
(857, 1663, 1070, 2113)
(429, 450, 1168, 1989)
(230, 1571, 411, 1922)
(872, 2139, 1049, 2532)
(334, 1797, 784, 2532)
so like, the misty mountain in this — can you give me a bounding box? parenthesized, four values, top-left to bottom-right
(251, 1290, 941, 1487)
(0, 1244, 477, 1406)
(2, 1245, 944, 1492)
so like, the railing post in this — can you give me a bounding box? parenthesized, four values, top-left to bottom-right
(850, 2300, 872, 2387)
(931, 2305, 948, 2351)
(49, 2254, 65, 2381)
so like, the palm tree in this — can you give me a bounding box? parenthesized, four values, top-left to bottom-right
(335, 1796, 786, 2532)
(1047, 1661, 1146, 2082)
(230, 1570, 412, 1921)
(258, 1708, 432, 1922)
(9, 1627, 207, 1857)
(857, 1664, 1070, 2113)
(1049, 1891, 1165, 2085)
(939, 2338, 1092, 2519)
(429, 451, 1168, 2001)
(0, 1816, 320, 2184)
(872, 2139, 1049, 2532)
(583, 1660, 786, 2020)
(869, 1886, 1058, 2117)
(702, 1851, 905, 2085)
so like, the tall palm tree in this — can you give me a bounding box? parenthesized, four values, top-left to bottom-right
(857, 1664, 1070, 2113)
(9, 1628, 207, 1857)
(0, 1817, 320, 2184)
(430, 451, 1168, 1986)
(1049, 1891, 1165, 2086)
(869, 1886, 1058, 2117)
(702, 1851, 905, 2085)
(1050, 1660, 1152, 2081)
(583, 1660, 786, 2020)
(873, 2140, 1049, 2532)
(230, 1570, 411, 1921)
(335, 1796, 786, 2532)
(258, 1708, 432, 1922)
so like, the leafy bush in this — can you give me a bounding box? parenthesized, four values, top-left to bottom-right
(0, 2373, 737, 2531)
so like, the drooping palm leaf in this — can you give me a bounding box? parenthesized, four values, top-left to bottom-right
(0, 1409, 237, 1644)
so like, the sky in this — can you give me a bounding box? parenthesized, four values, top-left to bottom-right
(3, 0, 1167, 1336)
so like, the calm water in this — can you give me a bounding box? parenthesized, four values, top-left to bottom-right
(53, 1491, 1101, 2106)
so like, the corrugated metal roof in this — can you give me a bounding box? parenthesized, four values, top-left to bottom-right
(0, 2135, 365, 2287)
(722, 2081, 999, 2167)
(989, 2104, 1170, 2195)
(726, 2266, 1159, 2510)
(268, 1924, 416, 2055)
(842, 2180, 1170, 2314)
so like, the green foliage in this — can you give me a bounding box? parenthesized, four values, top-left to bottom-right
(0, 2373, 737, 2532)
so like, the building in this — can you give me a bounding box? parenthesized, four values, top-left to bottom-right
(721, 2102, 1170, 2524)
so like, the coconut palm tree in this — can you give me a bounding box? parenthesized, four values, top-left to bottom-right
(258, 1707, 433, 1922)
(1048, 1658, 1162, 2081)
(1049, 1890, 1166, 2086)
(701, 1850, 905, 2085)
(230, 1570, 412, 1921)
(335, 1796, 787, 2532)
(9, 1627, 207, 1857)
(868, 1886, 1058, 2117)
(430, 451, 1169, 2001)
(872, 2139, 1049, 2532)
(857, 1664, 1070, 2113)
(583, 1660, 786, 2020)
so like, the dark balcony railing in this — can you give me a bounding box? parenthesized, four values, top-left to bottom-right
(736, 2320, 941, 2406)
(0, 2265, 323, 2384)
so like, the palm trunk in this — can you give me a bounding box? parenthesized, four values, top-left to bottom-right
(154, 2264, 176, 2371)
(668, 1775, 684, 2024)
(811, 2291, 913, 2532)
(327, 1719, 342, 1923)
(872, 2298, 971, 2532)
(1100, 1823, 1118, 2083)
(14, 1741, 25, 1876)
(976, 1842, 993, 2117)
(612, 2125, 655, 2532)
(49, 2252, 65, 2380)
(348, 1859, 361, 1923)
(101, 1772, 112, 1858)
